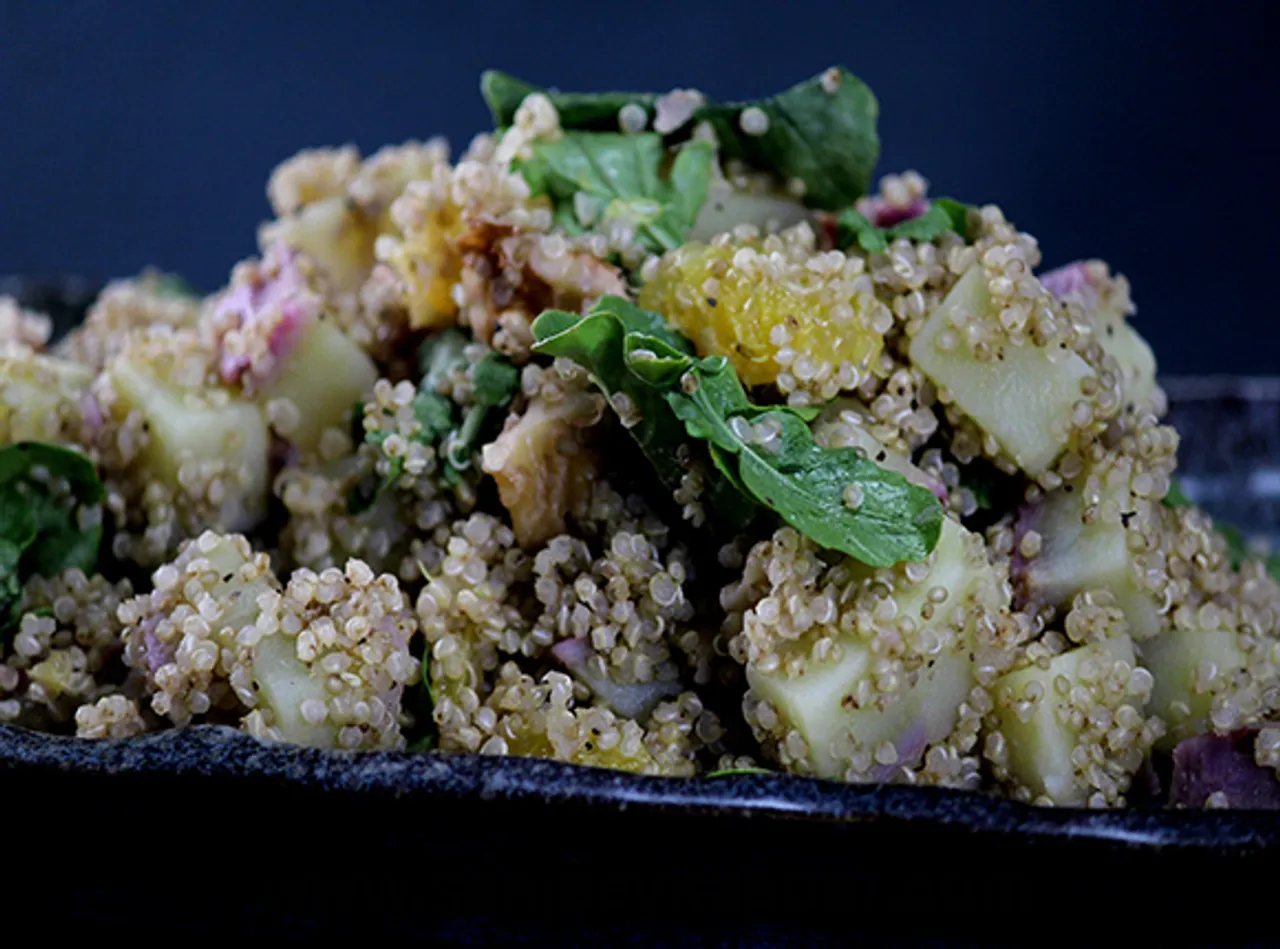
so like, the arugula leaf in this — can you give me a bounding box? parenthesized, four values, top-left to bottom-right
(666, 359, 943, 567)
(407, 734, 437, 753)
(0, 542, 22, 627)
(533, 297, 944, 566)
(484, 67, 881, 212)
(517, 133, 713, 254)
(1163, 477, 1194, 508)
(836, 209, 887, 253)
(482, 70, 654, 131)
(836, 201, 970, 254)
(413, 389, 455, 444)
(705, 441, 759, 527)
(442, 352, 520, 476)
(471, 351, 521, 407)
(0, 442, 105, 639)
(889, 204, 959, 242)
(1217, 522, 1249, 568)
(482, 70, 542, 126)
(932, 198, 977, 243)
(406, 648, 437, 753)
(349, 332, 519, 511)
(350, 332, 467, 513)
(149, 272, 199, 299)
(532, 296, 700, 503)
(695, 68, 879, 210)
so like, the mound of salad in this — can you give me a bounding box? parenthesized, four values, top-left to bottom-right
(2, 67, 1276, 810)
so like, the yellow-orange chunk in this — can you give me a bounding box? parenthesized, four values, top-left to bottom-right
(637, 227, 889, 401)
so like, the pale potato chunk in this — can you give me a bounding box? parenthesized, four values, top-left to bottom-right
(747, 518, 1007, 780)
(0, 350, 94, 444)
(109, 356, 270, 531)
(251, 633, 336, 748)
(1139, 627, 1248, 751)
(256, 318, 377, 454)
(1016, 456, 1166, 641)
(992, 634, 1143, 805)
(260, 195, 376, 293)
(910, 266, 1095, 476)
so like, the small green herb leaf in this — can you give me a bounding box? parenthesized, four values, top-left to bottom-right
(705, 767, 773, 778)
(349, 331, 518, 512)
(0, 442, 105, 639)
(518, 133, 713, 254)
(406, 648, 437, 754)
(836, 201, 969, 254)
(407, 734, 436, 753)
(413, 391, 455, 444)
(887, 204, 957, 242)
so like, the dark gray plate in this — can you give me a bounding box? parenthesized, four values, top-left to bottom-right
(1, 277, 1276, 945)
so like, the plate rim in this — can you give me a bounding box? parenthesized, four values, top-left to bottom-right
(4, 722, 1280, 853)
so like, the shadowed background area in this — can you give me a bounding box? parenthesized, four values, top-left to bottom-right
(1, 0, 1276, 374)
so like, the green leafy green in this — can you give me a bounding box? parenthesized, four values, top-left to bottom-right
(531, 295, 710, 513)
(471, 351, 521, 406)
(666, 358, 943, 567)
(484, 66, 881, 212)
(1218, 522, 1250, 568)
(442, 351, 520, 475)
(0, 442, 105, 639)
(1163, 477, 1194, 508)
(533, 298, 944, 566)
(695, 68, 879, 210)
(705, 767, 773, 778)
(932, 198, 977, 243)
(349, 332, 519, 512)
(405, 648, 437, 753)
(962, 475, 995, 512)
(149, 272, 199, 299)
(0, 541, 23, 632)
(407, 734, 436, 753)
(517, 133, 713, 253)
(836, 201, 971, 254)
(482, 70, 654, 131)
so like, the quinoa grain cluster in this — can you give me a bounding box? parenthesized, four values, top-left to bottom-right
(1, 66, 1274, 810)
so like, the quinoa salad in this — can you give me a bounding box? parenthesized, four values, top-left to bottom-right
(2, 66, 1277, 811)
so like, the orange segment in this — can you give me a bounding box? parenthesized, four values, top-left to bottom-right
(638, 231, 889, 398)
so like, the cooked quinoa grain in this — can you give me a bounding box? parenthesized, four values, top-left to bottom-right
(1, 65, 1273, 814)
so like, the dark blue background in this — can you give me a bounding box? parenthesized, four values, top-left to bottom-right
(2, 0, 1277, 374)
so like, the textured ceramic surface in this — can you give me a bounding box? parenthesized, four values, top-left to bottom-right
(3, 722, 1280, 850)
(3, 277, 1279, 944)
